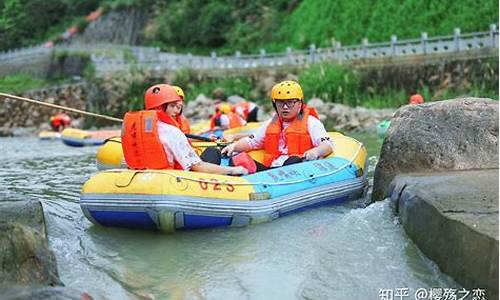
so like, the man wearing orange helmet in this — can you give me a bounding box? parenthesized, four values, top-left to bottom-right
(121, 84, 247, 175)
(221, 80, 333, 172)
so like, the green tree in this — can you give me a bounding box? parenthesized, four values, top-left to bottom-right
(0, 0, 67, 50)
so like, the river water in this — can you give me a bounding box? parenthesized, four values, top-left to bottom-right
(0, 134, 460, 300)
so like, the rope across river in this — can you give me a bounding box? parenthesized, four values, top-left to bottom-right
(0, 92, 224, 143)
(0, 92, 123, 123)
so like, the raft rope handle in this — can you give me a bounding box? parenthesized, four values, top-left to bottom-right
(112, 139, 365, 187)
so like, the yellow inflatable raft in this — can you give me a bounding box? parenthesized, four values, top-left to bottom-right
(81, 132, 368, 231)
(61, 128, 121, 147)
(38, 131, 61, 140)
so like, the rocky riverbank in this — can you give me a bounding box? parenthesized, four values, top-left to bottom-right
(372, 97, 498, 298)
(0, 81, 395, 137)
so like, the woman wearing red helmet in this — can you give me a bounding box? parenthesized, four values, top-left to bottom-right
(121, 84, 247, 175)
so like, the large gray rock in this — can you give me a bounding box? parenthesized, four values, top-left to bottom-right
(72, 8, 148, 45)
(184, 94, 215, 122)
(0, 200, 61, 286)
(373, 98, 499, 201)
(388, 170, 498, 299)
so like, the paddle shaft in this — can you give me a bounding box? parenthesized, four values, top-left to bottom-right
(1, 92, 225, 144)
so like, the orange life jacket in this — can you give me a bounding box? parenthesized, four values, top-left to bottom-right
(122, 110, 183, 170)
(210, 112, 245, 130)
(178, 115, 190, 134)
(50, 113, 71, 127)
(232, 102, 252, 119)
(263, 108, 313, 167)
(304, 105, 319, 119)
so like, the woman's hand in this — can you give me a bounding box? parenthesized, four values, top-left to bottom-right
(229, 166, 248, 175)
(223, 134, 235, 143)
(221, 143, 237, 156)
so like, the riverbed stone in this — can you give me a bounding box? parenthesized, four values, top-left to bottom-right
(0, 200, 61, 287)
(0, 285, 93, 300)
(372, 98, 499, 201)
(388, 169, 499, 300)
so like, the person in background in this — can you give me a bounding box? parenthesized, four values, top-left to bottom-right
(209, 102, 246, 131)
(409, 93, 424, 105)
(50, 113, 71, 132)
(220, 80, 334, 173)
(121, 84, 247, 175)
(228, 97, 260, 123)
(171, 85, 191, 134)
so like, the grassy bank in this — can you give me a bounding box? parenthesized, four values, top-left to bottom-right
(148, 0, 498, 54)
(117, 59, 498, 111)
(0, 74, 61, 93)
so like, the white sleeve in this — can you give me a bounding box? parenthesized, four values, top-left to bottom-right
(220, 115, 230, 129)
(241, 119, 271, 149)
(307, 116, 334, 151)
(158, 123, 201, 170)
(235, 106, 245, 116)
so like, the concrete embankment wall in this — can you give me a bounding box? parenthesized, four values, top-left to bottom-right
(0, 51, 53, 78)
(388, 170, 498, 300)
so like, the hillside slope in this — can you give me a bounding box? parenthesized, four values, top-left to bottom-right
(0, 0, 497, 53)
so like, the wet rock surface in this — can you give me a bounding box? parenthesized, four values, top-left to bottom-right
(0, 200, 61, 286)
(388, 170, 499, 300)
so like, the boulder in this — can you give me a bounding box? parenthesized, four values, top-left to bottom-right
(372, 98, 499, 201)
(0, 200, 61, 286)
(227, 95, 245, 105)
(259, 76, 277, 95)
(0, 285, 92, 300)
(306, 98, 325, 109)
(185, 94, 215, 122)
(71, 8, 148, 45)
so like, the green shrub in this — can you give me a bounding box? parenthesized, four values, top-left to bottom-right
(299, 63, 361, 105)
(75, 17, 89, 33)
(0, 74, 50, 93)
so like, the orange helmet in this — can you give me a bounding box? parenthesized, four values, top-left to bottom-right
(144, 84, 182, 110)
(409, 94, 424, 105)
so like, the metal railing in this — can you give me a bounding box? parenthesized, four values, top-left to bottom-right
(0, 24, 498, 76)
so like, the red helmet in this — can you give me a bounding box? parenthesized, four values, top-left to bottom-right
(51, 113, 71, 126)
(409, 94, 424, 105)
(144, 84, 182, 110)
